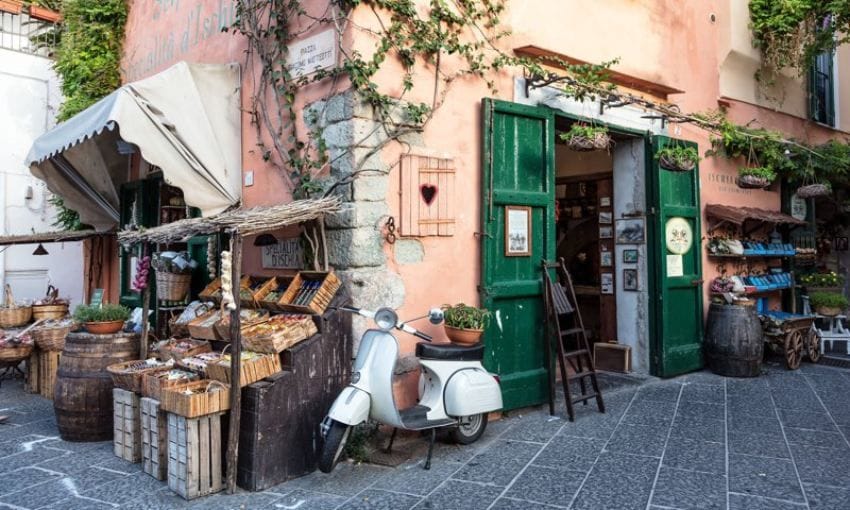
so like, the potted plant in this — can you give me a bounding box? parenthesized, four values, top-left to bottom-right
(561, 123, 611, 152)
(74, 304, 131, 334)
(800, 272, 844, 293)
(443, 303, 490, 346)
(808, 292, 849, 317)
(656, 145, 699, 171)
(737, 166, 776, 189)
(28, 5, 62, 23)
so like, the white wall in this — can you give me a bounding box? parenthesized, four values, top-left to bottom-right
(0, 47, 84, 306)
(613, 138, 650, 373)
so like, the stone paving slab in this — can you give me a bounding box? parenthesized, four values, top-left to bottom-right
(1, 362, 850, 509)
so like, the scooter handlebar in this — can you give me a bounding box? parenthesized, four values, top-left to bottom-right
(334, 306, 432, 341)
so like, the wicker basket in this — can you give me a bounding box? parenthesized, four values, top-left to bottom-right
(107, 360, 173, 393)
(32, 304, 69, 321)
(155, 338, 212, 362)
(31, 324, 70, 351)
(567, 132, 611, 152)
(737, 175, 771, 189)
(241, 317, 318, 354)
(0, 343, 34, 362)
(160, 380, 231, 418)
(214, 309, 270, 342)
(659, 154, 696, 172)
(796, 184, 831, 199)
(141, 369, 200, 400)
(155, 271, 192, 301)
(206, 351, 282, 387)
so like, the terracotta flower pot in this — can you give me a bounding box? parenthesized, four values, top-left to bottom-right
(0, 1, 23, 15)
(85, 320, 125, 335)
(28, 5, 62, 23)
(445, 325, 483, 346)
(816, 306, 843, 317)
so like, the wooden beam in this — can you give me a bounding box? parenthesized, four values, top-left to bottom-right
(514, 45, 685, 99)
(225, 233, 243, 493)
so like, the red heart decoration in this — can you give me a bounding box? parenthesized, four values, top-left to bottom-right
(420, 184, 438, 206)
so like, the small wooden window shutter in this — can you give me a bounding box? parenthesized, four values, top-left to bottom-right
(399, 155, 456, 236)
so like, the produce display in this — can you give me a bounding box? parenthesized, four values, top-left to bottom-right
(153, 338, 211, 361)
(33, 285, 69, 307)
(35, 318, 74, 329)
(0, 330, 33, 348)
(243, 314, 315, 338)
(178, 352, 224, 375)
(217, 308, 268, 328)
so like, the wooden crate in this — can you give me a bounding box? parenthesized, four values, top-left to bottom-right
(141, 397, 168, 480)
(26, 350, 61, 399)
(593, 342, 631, 373)
(113, 388, 141, 463)
(206, 352, 281, 388)
(167, 412, 224, 500)
(278, 271, 341, 315)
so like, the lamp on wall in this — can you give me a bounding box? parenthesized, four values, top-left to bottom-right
(33, 243, 49, 256)
(253, 234, 277, 247)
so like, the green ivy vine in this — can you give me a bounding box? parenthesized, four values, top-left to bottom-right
(749, 0, 850, 86)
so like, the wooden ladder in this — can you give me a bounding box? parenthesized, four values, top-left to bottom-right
(542, 258, 605, 422)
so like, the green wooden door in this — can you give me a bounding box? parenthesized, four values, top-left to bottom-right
(647, 136, 704, 377)
(481, 99, 555, 410)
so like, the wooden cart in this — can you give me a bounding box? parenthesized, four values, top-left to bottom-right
(760, 311, 820, 370)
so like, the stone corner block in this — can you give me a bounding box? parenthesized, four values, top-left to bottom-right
(326, 226, 386, 268)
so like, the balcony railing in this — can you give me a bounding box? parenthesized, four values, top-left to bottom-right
(0, 10, 60, 57)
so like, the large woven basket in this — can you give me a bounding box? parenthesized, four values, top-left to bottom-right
(155, 271, 192, 301)
(0, 306, 32, 328)
(796, 184, 831, 199)
(659, 154, 696, 172)
(737, 175, 771, 189)
(107, 360, 173, 393)
(0, 344, 33, 362)
(567, 132, 611, 152)
(32, 304, 69, 321)
(31, 325, 70, 351)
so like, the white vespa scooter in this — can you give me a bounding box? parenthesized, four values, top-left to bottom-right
(318, 305, 503, 473)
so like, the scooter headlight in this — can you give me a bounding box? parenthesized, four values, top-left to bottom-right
(374, 307, 398, 331)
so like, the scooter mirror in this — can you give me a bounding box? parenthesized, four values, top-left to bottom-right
(428, 307, 444, 325)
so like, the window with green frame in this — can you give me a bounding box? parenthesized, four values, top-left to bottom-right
(809, 51, 836, 127)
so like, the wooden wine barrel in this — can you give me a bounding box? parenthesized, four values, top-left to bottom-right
(704, 303, 764, 377)
(53, 331, 139, 441)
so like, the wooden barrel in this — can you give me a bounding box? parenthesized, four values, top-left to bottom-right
(704, 303, 764, 377)
(53, 331, 139, 441)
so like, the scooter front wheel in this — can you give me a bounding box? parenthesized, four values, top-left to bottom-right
(319, 420, 351, 473)
(450, 413, 488, 445)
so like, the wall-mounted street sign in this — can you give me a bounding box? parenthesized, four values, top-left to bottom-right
(288, 29, 337, 79)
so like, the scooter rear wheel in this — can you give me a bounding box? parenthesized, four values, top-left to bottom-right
(319, 420, 351, 473)
(450, 413, 488, 445)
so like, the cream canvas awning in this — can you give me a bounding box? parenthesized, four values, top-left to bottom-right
(26, 62, 242, 231)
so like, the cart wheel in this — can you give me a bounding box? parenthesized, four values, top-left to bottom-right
(784, 330, 803, 370)
(806, 327, 822, 363)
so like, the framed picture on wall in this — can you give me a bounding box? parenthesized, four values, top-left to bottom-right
(623, 249, 638, 263)
(505, 205, 531, 256)
(615, 218, 646, 244)
(601, 273, 614, 294)
(623, 269, 639, 291)
(599, 226, 613, 239)
(599, 211, 613, 224)
(600, 250, 613, 267)
(600, 196, 611, 207)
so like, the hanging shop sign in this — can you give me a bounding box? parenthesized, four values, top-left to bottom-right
(261, 239, 304, 269)
(665, 217, 693, 255)
(288, 29, 337, 78)
(790, 194, 807, 221)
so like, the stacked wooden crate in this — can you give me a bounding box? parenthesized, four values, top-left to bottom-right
(26, 349, 61, 399)
(167, 412, 224, 500)
(141, 397, 168, 480)
(113, 388, 141, 462)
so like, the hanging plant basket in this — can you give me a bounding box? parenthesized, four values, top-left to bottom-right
(736, 174, 772, 189)
(659, 154, 697, 172)
(795, 183, 831, 199)
(568, 132, 611, 152)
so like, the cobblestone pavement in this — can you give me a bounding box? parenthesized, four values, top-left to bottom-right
(1, 362, 850, 509)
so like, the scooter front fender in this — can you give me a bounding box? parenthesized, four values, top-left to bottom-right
(327, 386, 371, 426)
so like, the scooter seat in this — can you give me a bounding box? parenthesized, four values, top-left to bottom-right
(416, 342, 484, 361)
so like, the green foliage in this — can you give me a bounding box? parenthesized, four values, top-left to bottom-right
(738, 166, 777, 181)
(342, 422, 377, 464)
(560, 124, 609, 145)
(53, 0, 127, 121)
(800, 271, 844, 287)
(655, 145, 700, 168)
(808, 291, 849, 310)
(48, 195, 87, 231)
(749, 0, 850, 84)
(73, 303, 130, 323)
(443, 303, 490, 330)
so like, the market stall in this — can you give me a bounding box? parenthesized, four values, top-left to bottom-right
(113, 195, 348, 496)
(703, 204, 817, 372)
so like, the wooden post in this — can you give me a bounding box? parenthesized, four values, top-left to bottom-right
(225, 232, 242, 493)
(140, 242, 152, 359)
